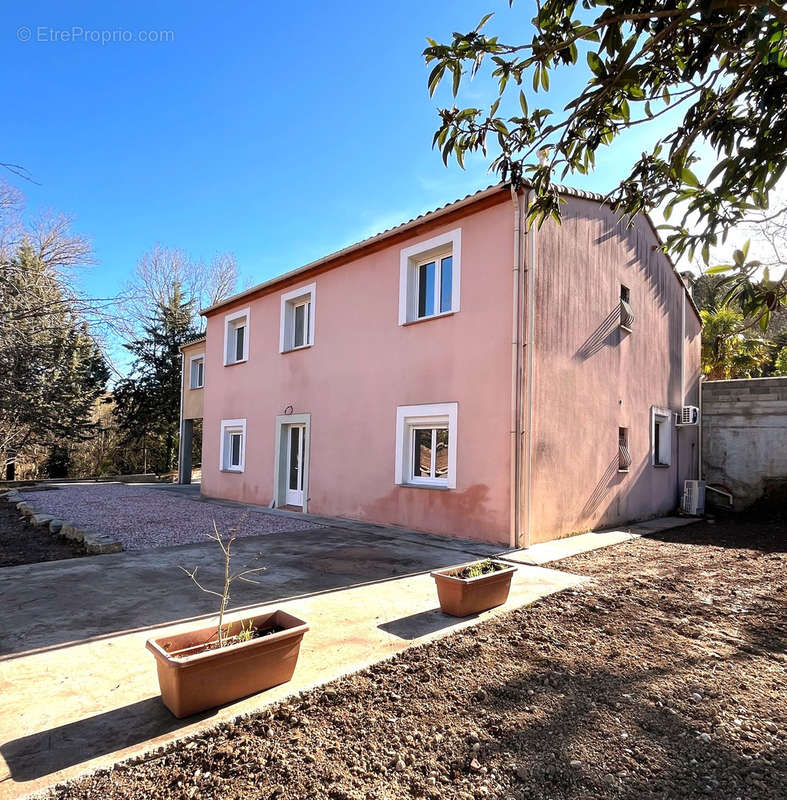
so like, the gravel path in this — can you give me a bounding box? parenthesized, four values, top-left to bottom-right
(21, 484, 321, 551)
(47, 514, 785, 800)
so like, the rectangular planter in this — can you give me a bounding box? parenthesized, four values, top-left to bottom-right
(431, 561, 516, 617)
(146, 609, 308, 718)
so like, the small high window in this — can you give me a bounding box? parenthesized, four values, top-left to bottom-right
(224, 308, 249, 365)
(220, 419, 246, 472)
(618, 427, 631, 472)
(399, 229, 461, 325)
(620, 284, 634, 331)
(280, 283, 316, 353)
(189, 355, 204, 389)
(651, 407, 671, 467)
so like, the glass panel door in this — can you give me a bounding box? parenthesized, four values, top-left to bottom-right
(285, 424, 305, 506)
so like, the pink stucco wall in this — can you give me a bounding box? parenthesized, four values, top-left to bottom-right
(528, 197, 701, 543)
(200, 190, 700, 546)
(201, 198, 516, 543)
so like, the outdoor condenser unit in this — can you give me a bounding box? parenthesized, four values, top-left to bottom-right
(682, 480, 705, 516)
(677, 405, 700, 426)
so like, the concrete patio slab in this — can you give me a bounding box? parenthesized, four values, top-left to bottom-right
(626, 516, 701, 534)
(0, 531, 585, 799)
(499, 516, 701, 565)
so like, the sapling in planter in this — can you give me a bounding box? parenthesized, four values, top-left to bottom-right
(145, 514, 310, 718)
(178, 515, 269, 652)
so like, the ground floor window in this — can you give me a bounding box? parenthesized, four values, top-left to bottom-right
(395, 403, 458, 489)
(651, 407, 672, 467)
(220, 418, 246, 472)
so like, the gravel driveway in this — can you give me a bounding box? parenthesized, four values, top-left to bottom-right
(21, 484, 320, 551)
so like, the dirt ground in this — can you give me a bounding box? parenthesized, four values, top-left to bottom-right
(49, 515, 785, 800)
(0, 496, 84, 567)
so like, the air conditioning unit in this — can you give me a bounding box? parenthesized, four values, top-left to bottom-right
(677, 405, 700, 426)
(682, 480, 705, 515)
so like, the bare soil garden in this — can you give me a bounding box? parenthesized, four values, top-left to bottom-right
(48, 514, 785, 800)
(0, 494, 84, 567)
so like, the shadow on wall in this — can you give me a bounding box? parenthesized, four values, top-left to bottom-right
(579, 455, 626, 521)
(574, 306, 623, 361)
(359, 483, 492, 537)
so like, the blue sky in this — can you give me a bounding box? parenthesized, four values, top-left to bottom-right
(3, 1, 695, 310)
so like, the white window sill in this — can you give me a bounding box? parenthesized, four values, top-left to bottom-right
(220, 468, 244, 474)
(620, 324, 633, 333)
(617, 468, 630, 474)
(402, 310, 456, 328)
(398, 482, 451, 491)
(189, 385, 204, 391)
(224, 358, 248, 367)
(281, 343, 314, 354)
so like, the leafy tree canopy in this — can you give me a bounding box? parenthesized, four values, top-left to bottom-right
(425, 1, 787, 317)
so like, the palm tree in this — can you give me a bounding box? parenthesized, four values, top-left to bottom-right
(700, 307, 772, 380)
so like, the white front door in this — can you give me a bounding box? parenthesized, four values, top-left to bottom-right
(285, 424, 306, 506)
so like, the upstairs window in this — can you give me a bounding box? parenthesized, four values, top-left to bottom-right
(399, 229, 461, 325)
(651, 407, 672, 467)
(224, 308, 249, 365)
(416, 254, 453, 319)
(189, 355, 204, 389)
(280, 283, 316, 353)
(220, 419, 246, 472)
(620, 284, 634, 331)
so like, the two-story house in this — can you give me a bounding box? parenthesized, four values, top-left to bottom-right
(178, 182, 701, 548)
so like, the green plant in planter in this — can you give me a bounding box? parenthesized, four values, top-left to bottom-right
(459, 559, 501, 579)
(235, 618, 257, 643)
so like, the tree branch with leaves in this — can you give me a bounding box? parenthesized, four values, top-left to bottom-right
(425, 1, 787, 321)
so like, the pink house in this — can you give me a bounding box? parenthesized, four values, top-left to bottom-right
(179, 183, 701, 547)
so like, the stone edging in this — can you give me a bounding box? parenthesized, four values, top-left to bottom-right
(0, 489, 123, 554)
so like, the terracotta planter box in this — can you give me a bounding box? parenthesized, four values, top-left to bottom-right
(146, 609, 308, 718)
(431, 561, 516, 617)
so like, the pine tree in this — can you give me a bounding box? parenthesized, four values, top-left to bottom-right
(0, 243, 109, 477)
(114, 283, 197, 474)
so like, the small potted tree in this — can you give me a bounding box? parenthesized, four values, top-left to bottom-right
(146, 517, 308, 718)
(431, 559, 516, 617)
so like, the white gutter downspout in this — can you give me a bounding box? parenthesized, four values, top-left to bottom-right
(522, 194, 537, 550)
(508, 187, 522, 549)
(680, 291, 686, 408)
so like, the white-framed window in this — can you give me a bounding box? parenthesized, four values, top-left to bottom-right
(398, 229, 461, 325)
(220, 418, 246, 472)
(189, 354, 204, 389)
(224, 307, 249, 365)
(651, 407, 672, 467)
(280, 283, 316, 353)
(395, 403, 458, 489)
